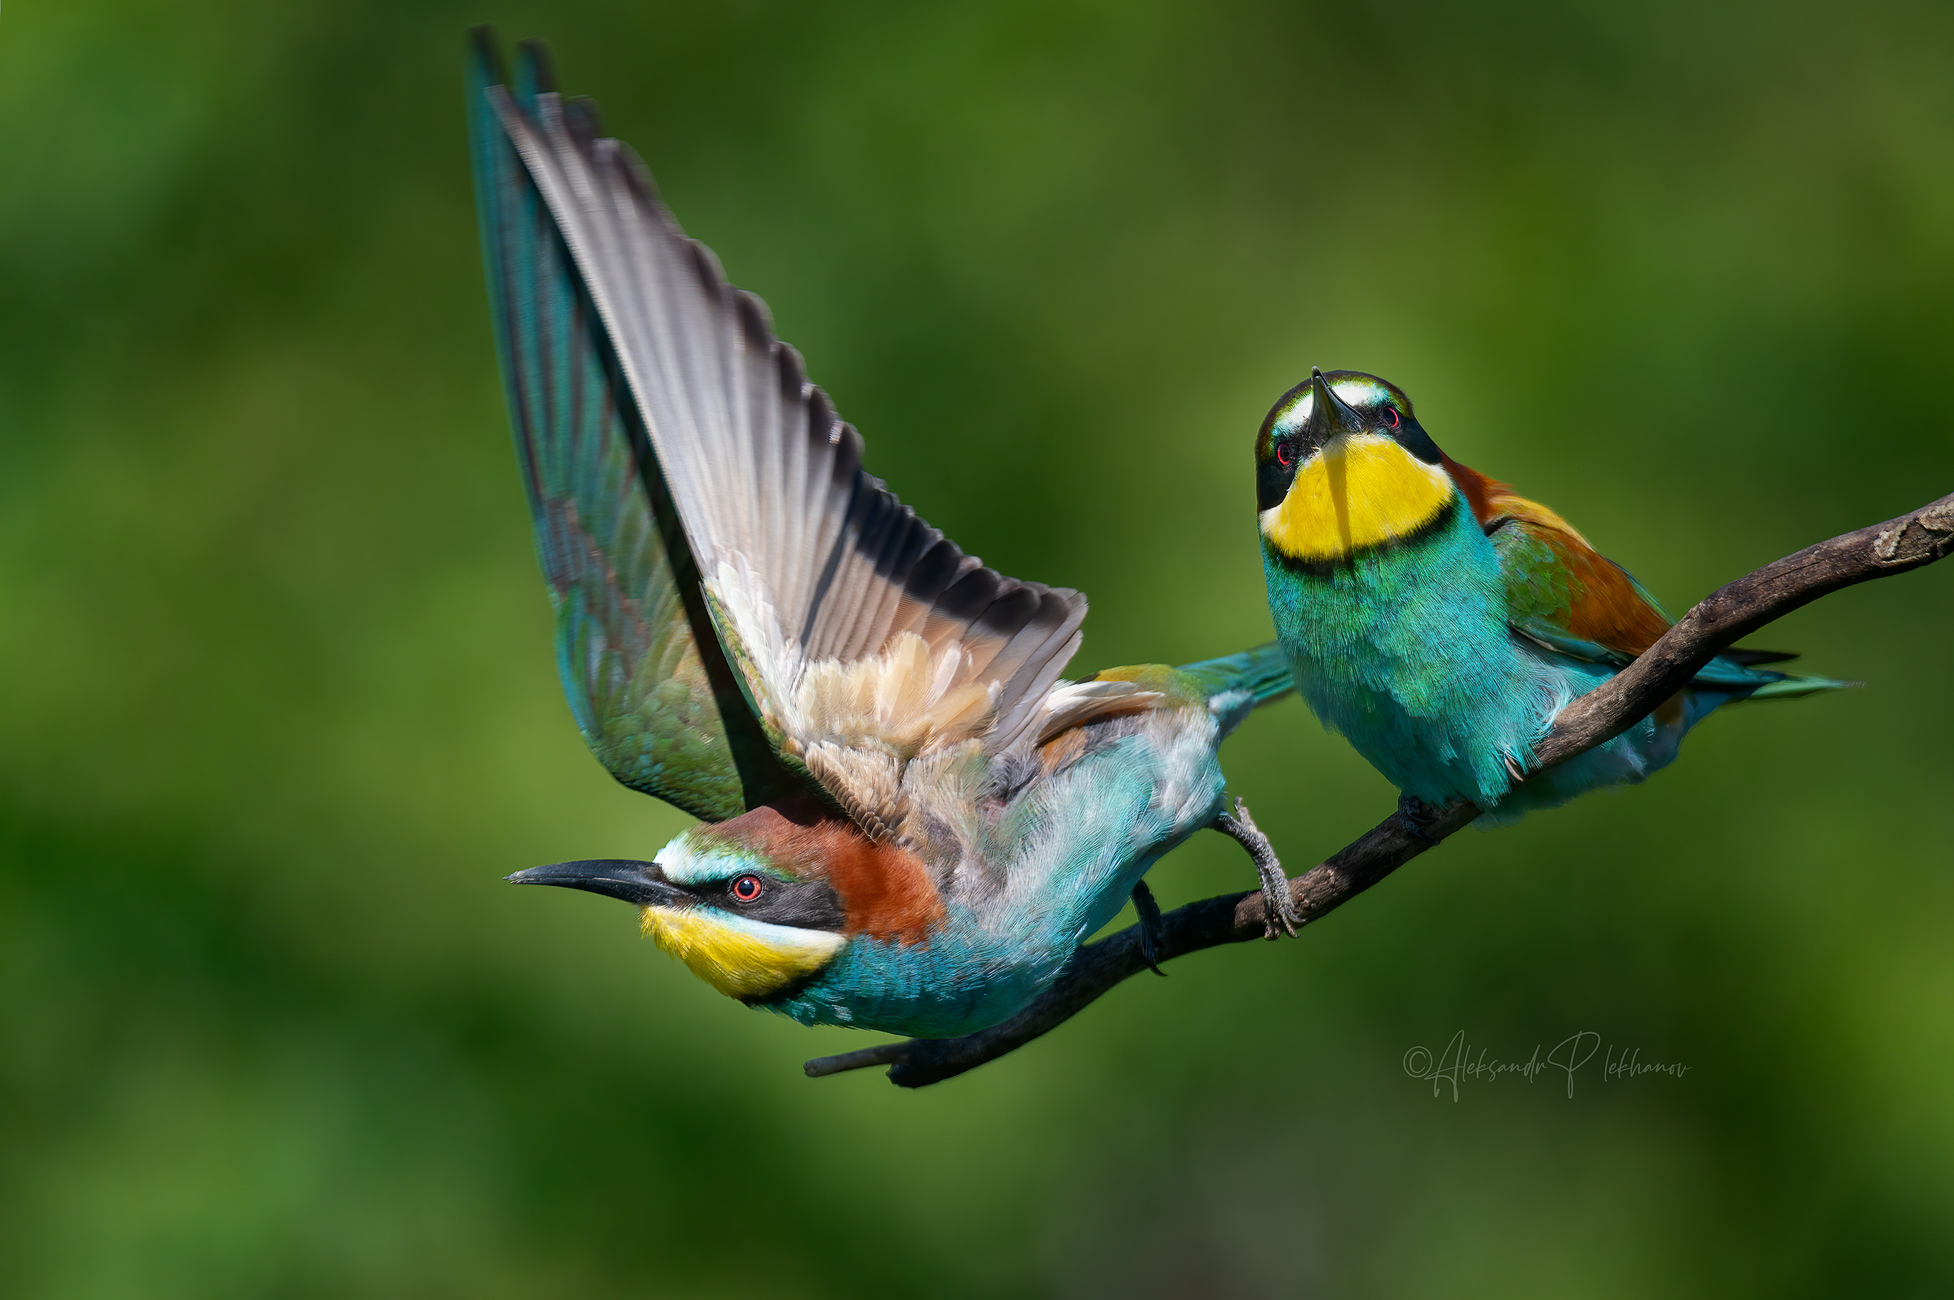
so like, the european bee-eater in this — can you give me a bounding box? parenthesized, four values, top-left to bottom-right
(1256, 368, 1848, 825)
(468, 32, 1299, 1038)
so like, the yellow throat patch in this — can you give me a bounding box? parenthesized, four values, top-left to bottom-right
(1260, 434, 1454, 562)
(639, 905, 844, 1000)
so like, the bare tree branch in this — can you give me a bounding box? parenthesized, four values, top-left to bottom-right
(805, 492, 1954, 1088)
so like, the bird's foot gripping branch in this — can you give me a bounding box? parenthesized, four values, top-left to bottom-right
(806, 492, 1954, 1088)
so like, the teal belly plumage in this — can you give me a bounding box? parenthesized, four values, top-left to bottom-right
(1264, 497, 1537, 808)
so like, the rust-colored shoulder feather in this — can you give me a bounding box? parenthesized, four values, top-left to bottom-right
(1444, 455, 1671, 660)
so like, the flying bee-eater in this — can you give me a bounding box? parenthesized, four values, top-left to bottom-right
(1255, 368, 1849, 826)
(468, 31, 1301, 1039)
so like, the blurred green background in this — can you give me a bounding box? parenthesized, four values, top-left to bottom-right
(3, 0, 1952, 1295)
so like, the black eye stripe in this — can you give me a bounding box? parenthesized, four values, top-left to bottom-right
(708, 873, 848, 932)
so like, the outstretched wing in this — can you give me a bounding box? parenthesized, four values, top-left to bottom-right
(476, 37, 1087, 831)
(470, 33, 803, 822)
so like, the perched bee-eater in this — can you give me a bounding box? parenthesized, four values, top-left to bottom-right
(468, 32, 1299, 1038)
(1256, 368, 1848, 825)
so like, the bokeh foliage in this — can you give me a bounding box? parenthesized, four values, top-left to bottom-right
(2, 1, 1952, 1295)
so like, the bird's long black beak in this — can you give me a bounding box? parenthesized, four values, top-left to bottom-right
(1304, 367, 1364, 447)
(506, 859, 690, 908)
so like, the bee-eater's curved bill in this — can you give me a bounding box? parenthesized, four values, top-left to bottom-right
(508, 860, 688, 908)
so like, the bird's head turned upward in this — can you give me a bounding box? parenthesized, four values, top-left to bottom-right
(506, 798, 943, 1003)
(1255, 368, 1457, 565)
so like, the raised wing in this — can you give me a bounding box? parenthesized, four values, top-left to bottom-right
(470, 33, 803, 822)
(476, 37, 1087, 831)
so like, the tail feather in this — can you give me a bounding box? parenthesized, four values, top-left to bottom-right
(1178, 641, 1294, 736)
(1743, 672, 1859, 701)
(1722, 646, 1801, 668)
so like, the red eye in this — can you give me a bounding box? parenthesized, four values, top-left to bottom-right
(1275, 443, 1293, 468)
(731, 875, 764, 903)
(1383, 407, 1401, 428)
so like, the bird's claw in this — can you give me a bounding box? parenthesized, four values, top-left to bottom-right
(1215, 797, 1299, 939)
(1396, 792, 1442, 848)
(1131, 879, 1167, 976)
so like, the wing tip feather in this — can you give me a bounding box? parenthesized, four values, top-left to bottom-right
(563, 95, 604, 147)
(515, 37, 557, 100)
(687, 239, 732, 308)
(468, 25, 507, 86)
(734, 290, 774, 350)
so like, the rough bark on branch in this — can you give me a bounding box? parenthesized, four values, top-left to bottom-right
(805, 492, 1954, 1088)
